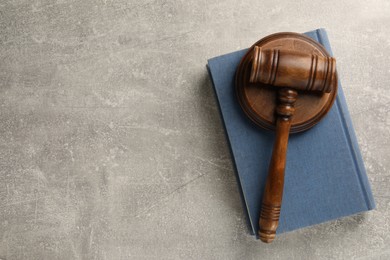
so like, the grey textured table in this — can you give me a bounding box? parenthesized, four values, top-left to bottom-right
(0, 1, 389, 259)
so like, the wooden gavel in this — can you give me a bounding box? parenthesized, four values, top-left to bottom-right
(249, 46, 337, 243)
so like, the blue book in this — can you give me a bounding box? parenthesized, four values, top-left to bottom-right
(207, 28, 375, 237)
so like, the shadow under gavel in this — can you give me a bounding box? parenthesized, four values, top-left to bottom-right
(249, 46, 337, 243)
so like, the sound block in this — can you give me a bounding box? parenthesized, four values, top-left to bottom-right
(235, 32, 337, 133)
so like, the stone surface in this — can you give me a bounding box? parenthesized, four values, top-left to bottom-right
(0, 0, 389, 259)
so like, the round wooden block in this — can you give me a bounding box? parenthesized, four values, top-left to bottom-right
(236, 32, 337, 133)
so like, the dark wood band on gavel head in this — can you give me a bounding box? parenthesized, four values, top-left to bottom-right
(249, 46, 337, 93)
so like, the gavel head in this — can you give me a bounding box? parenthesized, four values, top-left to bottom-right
(249, 46, 337, 93)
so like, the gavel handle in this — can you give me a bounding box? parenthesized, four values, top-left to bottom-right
(258, 88, 297, 243)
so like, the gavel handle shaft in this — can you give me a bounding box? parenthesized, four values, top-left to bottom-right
(259, 88, 296, 243)
(259, 117, 291, 243)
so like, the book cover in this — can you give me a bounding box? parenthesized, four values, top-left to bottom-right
(207, 28, 375, 237)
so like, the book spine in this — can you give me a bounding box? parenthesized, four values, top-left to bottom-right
(206, 64, 255, 235)
(316, 29, 376, 210)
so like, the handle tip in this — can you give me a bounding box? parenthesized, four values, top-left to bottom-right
(259, 229, 276, 243)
